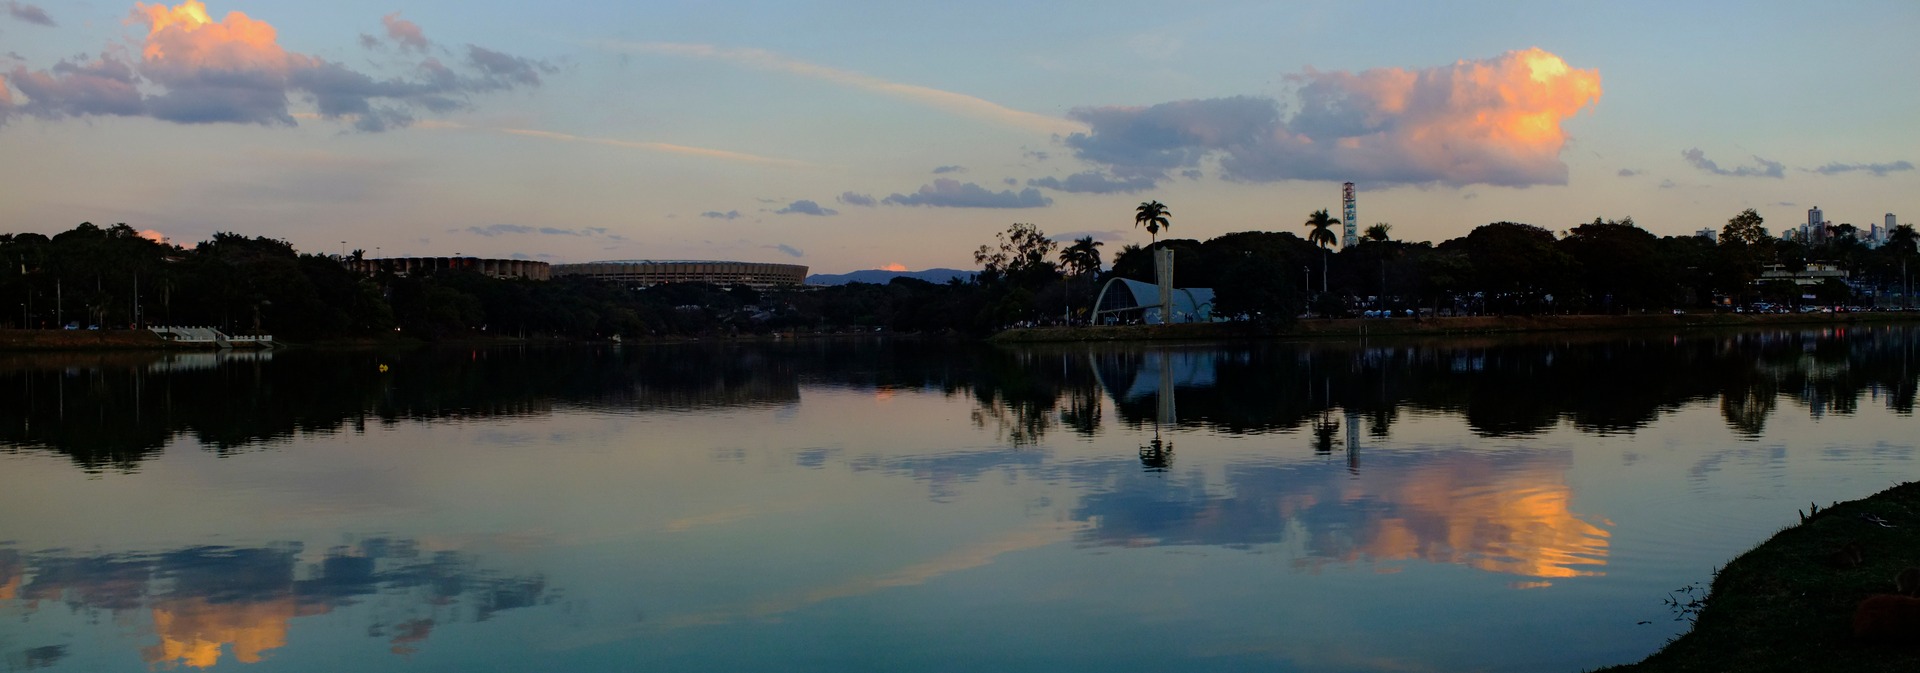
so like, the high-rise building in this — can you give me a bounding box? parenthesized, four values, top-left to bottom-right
(1341, 182, 1357, 248)
(1891, 213, 1899, 231)
(1808, 206, 1826, 242)
(1696, 228, 1718, 243)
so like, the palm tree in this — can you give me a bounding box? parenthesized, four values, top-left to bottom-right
(1365, 223, 1392, 242)
(1135, 201, 1171, 245)
(1058, 236, 1104, 279)
(1304, 209, 1340, 294)
(1058, 236, 1104, 320)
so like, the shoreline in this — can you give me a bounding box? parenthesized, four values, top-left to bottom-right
(2, 312, 1913, 352)
(1594, 481, 1920, 672)
(989, 311, 1920, 343)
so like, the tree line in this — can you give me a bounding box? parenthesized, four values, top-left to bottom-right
(0, 222, 991, 339)
(3, 209, 1915, 341)
(968, 205, 1920, 327)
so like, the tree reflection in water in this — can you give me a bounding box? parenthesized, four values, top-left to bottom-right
(1311, 413, 1341, 456)
(1139, 436, 1172, 472)
(2, 327, 1915, 470)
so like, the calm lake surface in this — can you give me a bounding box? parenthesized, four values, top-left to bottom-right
(3, 326, 1917, 672)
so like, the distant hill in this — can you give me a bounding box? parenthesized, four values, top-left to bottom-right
(806, 268, 975, 286)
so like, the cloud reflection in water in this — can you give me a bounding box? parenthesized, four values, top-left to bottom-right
(0, 539, 548, 668)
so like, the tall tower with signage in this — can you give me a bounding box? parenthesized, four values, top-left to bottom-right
(1342, 182, 1358, 248)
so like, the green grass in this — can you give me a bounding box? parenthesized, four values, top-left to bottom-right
(1594, 481, 1920, 672)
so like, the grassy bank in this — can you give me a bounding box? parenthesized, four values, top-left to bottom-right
(990, 311, 1920, 343)
(1595, 481, 1920, 672)
(0, 328, 200, 351)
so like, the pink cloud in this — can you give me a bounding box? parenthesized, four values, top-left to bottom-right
(0, 1, 548, 131)
(382, 12, 428, 52)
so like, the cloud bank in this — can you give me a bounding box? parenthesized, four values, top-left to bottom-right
(1027, 171, 1157, 194)
(1061, 48, 1602, 188)
(882, 179, 1052, 208)
(701, 210, 742, 220)
(0, 0, 550, 131)
(775, 199, 836, 216)
(1808, 160, 1914, 177)
(1681, 148, 1784, 178)
(837, 192, 877, 207)
(5, 1, 52, 26)
(458, 224, 627, 240)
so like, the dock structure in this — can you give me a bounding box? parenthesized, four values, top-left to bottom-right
(149, 326, 274, 348)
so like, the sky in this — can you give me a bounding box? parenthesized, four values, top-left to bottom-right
(1, 0, 1916, 274)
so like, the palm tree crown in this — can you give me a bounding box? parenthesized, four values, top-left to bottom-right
(1058, 236, 1104, 279)
(1135, 201, 1171, 244)
(1305, 209, 1341, 250)
(1365, 223, 1392, 243)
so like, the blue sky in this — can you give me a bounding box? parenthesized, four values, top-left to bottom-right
(2, 0, 1915, 273)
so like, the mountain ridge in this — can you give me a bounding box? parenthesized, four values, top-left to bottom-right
(805, 268, 974, 286)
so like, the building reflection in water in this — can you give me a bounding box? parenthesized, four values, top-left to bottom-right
(0, 539, 547, 668)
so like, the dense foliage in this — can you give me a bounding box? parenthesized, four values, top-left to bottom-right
(3, 209, 1914, 340)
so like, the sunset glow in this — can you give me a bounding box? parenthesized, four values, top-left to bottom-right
(133, 0, 284, 67)
(143, 596, 305, 668)
(0, 0, 1912, 275)
(1295, 453, 1611, 578)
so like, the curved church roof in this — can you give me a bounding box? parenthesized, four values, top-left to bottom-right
(1093, 278, 1215, 325)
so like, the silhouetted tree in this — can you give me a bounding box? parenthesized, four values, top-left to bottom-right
(1135, 201, 1171, 244)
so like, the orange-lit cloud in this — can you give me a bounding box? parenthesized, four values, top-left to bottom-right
(1062, 48, 1602, 188)
(880, 263, 908, 272)
(142, 595, 312, 668)
(0, 552, 19, 601)
(1078, 450, 1609, 578)
(0, 1, 547, 131)
(138, 228, 167, 243)
(1290, 453, 1610, 578)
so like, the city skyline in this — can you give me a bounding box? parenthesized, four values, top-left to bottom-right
(1, 0, 1915, 273)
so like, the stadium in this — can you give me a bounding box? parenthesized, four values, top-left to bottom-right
(552, 260, 808, 289)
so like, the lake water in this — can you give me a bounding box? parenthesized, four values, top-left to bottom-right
(1, 326, 1916, 672)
